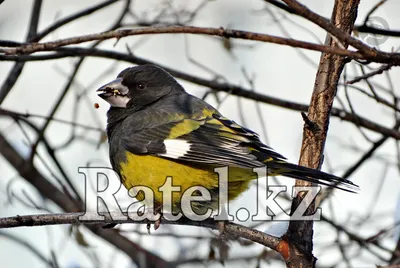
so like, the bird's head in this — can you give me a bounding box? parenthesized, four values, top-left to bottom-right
(96, 64, 184, 110)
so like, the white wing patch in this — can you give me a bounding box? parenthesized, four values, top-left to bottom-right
(158, 139, 191, 159)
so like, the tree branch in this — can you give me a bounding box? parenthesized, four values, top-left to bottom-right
(345, 64, 394, 84)
(32, 0, 119, 42)
(0, 26, 374, 61)
(283, 0, 360, 267)
(280, 0, 397, 64)
(0, 0, 43, 104)
(264, 0, 400, 38)
(0, 212, 281, 251)
(0, 231, 54, 266)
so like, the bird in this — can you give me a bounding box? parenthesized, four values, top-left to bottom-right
(96, 64, 358, 217)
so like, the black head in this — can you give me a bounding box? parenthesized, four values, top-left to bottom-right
(96, 64, 185, 110)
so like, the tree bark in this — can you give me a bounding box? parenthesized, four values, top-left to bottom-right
(284, 1, 360, 267)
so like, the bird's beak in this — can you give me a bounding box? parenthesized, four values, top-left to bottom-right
(96, 78, 128, 97)
(96, 78, 130, 108)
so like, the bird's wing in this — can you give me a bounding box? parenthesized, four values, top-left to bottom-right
(122, 111, 285, 168)
(121, 111, 359, 192)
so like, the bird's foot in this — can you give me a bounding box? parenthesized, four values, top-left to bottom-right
(147, 205, 163, 234)
(217, 220, 228, 242)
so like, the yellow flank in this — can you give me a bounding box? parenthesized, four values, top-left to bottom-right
(119, 152, 256, 211)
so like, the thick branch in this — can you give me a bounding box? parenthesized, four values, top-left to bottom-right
(284, 1, 360, 267)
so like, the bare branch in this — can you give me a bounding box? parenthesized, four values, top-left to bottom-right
(0, 0, 43, 104)
(346, 64, 394, 84)
(265, 0, 400, 38)
(32, 0, 119, 42)
(0, 231, 53, 266)
(0, 26, 367, 60)
(280, 0, 393, 62)
(0, 212, 281, 251)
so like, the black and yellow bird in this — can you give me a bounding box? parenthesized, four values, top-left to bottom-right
(96, 64, 358, 215)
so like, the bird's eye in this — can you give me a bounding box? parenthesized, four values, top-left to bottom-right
(137, 83, 146, 90)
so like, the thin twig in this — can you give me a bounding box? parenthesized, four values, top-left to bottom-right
(363, 0, 387, 25)
(0, 0, 43, 104)
(32, 0, 119, 42)
(0, 108, 103, 131)
(0, 231, 54, 267)
(346, 64, 394, 84)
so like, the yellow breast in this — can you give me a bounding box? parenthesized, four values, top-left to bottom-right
(119, 152, 255, 211)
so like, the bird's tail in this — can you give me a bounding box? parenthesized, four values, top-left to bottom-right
(266, 160, 359, 193)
